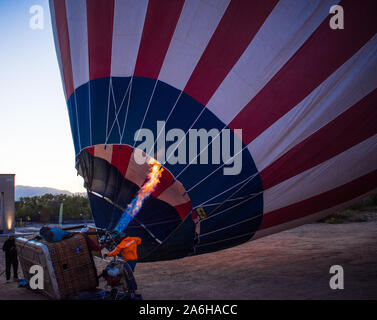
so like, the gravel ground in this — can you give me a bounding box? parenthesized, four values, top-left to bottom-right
(1, 220, 376, 300)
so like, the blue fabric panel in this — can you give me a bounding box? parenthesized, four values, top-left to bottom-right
(87, 191, 119, 229)
(69, 76, 265, 258)
(67, 97, 80, 155)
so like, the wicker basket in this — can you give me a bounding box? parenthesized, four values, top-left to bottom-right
(16, 233, 98, 299)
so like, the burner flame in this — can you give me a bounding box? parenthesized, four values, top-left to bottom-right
(114, 157, 164, 233)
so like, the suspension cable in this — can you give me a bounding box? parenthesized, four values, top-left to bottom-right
(133, 78, 159, 149)
(163, 106, 207, 166)
(207, 172, 259, 217)
(104, 77, 112, 147)
(87, 190, 162, 244)
(185, 144, 248, 195)
(200, 191, 263, 222)
(120, 76, 134, 143)
(174, 124, 228, 181)
(147, 90, 183, 157)
(193, 172, 259, 210)
(105, 77, 133, 145)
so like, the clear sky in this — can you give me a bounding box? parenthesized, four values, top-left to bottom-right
(0, 0, 85, 193)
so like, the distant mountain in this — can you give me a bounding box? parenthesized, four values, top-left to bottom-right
(15, 185, 86, 200)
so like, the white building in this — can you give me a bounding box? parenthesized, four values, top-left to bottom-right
(0, 174, 15, 234)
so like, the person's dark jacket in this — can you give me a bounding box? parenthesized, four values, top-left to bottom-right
(2, 238, 17, 259)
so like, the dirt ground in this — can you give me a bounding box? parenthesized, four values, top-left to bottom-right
(1, 221, 376, 300)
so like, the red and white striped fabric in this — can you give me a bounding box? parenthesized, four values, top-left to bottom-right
(50, 0, 377, 238)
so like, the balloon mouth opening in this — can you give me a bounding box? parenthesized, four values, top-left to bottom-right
(112, 154, 165, 234)
(76, 144, 194, 232)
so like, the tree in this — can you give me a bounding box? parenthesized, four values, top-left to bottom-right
(15, 194, 92, 223)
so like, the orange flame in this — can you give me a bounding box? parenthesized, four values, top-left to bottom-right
(129, 157, 164, 216)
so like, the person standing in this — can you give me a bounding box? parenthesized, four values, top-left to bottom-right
(104, 234, 142, 293)
(2, 233, 19, 283)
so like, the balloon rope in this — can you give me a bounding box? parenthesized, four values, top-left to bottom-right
(189, 173, 261, 229)
(110, 79, 122, 138)
(120, 57, 138, 144)
(198, 202, 261, 238)
(104, 77, 112, 147)
(87, 190, 162, 244)
(206, 173, 260, 217)
(133, 78, 159, 149)
(199, 195, 252, 207)
(174, 124, 228, 181)
(185, 144, 249, 194)
(120, 77, 134, 143)
(201, 191, 263, 223)
(163, 106, 207, 166)
(192, 194, 264, 250)
(147, 90, 183, 157)
(193, 172, 259, 209)
(105, 77, 133, 144)
(196, 231, 255, 249)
